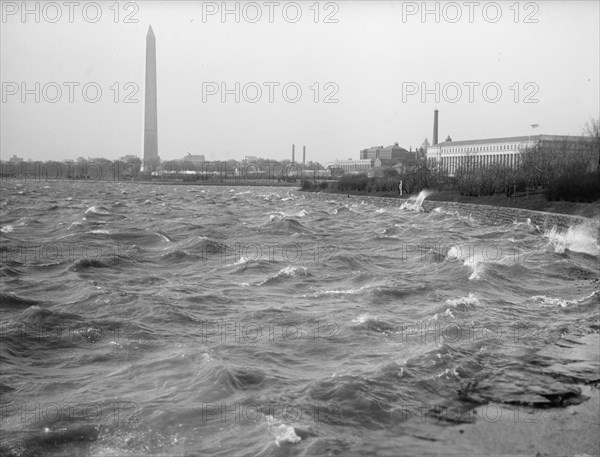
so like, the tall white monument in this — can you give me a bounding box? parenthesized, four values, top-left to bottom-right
(143, 25, 159, 172)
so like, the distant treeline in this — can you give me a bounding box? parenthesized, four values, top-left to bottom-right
(0, 159, 141, 182)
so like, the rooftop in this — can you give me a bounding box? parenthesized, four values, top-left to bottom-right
(433, 134, 589, 147)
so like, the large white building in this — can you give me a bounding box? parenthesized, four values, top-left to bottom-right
(427, 134, 590, 175)
(333, 159, 372, 174)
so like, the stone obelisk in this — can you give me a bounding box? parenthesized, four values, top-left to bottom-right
(143, 25, 159, 172)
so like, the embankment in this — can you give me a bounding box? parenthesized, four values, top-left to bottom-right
(307, 192, 597, 231)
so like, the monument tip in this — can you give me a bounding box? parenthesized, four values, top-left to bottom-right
(147, 25, 154, 36)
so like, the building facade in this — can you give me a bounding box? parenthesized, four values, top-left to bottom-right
(334, 159, 372, 174)
(427, 134, 591, 175)
(360, 143, 409, 161)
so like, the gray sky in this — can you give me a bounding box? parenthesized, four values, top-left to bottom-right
(1, 1, 599, 163)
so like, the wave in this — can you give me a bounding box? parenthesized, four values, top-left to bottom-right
(331, 205, 352, 215)
(270, 209, 307, 219)
(228, 257, 278, 273)
(303, 283, 373, 298)
(544, 222, 600, 256)
(68, 258, 112, 271)
(266, 415, 302, 446)
(445, 292, 481, 310)
(155, 230, 175, 242)
(400, 190, 433, 212)
(255, 266, 310, 286)
(84, 206, 111, 216)
(351, 314, 397, 332)
(0, 293, 42, 310)
(89, 229, 110, 235)
(261, 218, 309, 234)
(528, 290, 599, 309)
(446, 244, 487, 280)
(165, 236, 229, 259)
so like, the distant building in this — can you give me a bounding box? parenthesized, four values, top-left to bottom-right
(8, 155, 23, 163)
(427, 134, 593, 175)
(360, 143, 409, 161)
(243, 156, 259, 163)
(182, 153, 205, 164)
(120, 155, 138, 162)
(334, 159, 372, 174)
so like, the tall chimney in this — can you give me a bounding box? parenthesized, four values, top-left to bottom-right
(303, 146, 306, 166)
(292, 144, 295, 163)
(433, 109, 439, 146)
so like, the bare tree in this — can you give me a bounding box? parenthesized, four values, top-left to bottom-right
(582, 118, 600, 171)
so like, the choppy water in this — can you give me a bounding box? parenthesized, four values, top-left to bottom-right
(1, 181, 599, 456)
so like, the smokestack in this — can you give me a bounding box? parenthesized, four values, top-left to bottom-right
(433, 109, 439, 146)
(303, 146, 306, 166)
(292, 144, 295, 163)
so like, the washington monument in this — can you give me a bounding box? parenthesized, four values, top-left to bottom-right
(143, 25, 159, 172)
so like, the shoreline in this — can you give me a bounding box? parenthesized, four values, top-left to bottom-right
(305, 190, 598, 231)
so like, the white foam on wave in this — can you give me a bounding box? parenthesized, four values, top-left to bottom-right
(400, 190, 433, 212)
(85, 206, 111, 215)
(543, 222, 600, 256)
(445, 292, 480, 308)
(351, 313, 375, 325)
(446, 246, 487, 280)
(332, 205, 352, 215)
(305, 283, 373, 298)
(529, 291, 598, 308)
(156, 232, 172, 243)
(255, 265, 309, 286)
(233, 255, 250, 265)
(513, 217, 540, 232)
(530, 295, 569, 308)
(90, 229, 110, 235)
(266, 415, 301, 446)
(270, 209, 307, 219)
(1, 225, 14, 233)
(277, 265, 307, 277)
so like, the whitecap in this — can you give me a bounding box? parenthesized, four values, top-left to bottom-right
(400, 190, 433, 212)
(266, 415, 301, 447)
(445, 292, 480, 308)
(529, 295, 569, 308)
(305, 284, 373, 298)
(544, 222, 600, 256)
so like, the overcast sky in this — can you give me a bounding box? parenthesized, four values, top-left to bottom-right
(1, 1, 599, 163)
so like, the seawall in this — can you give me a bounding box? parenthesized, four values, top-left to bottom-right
(306, 192, 596, 231)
